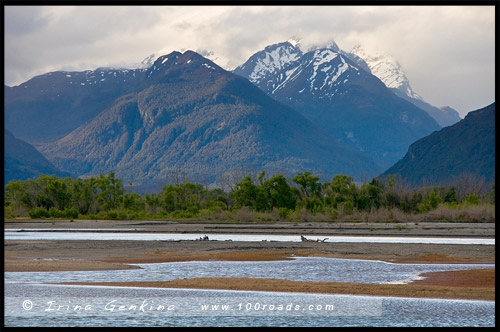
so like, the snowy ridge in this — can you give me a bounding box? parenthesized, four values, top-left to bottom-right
(21, 51, 220, 93)
(235, 39, 363, 100)
(350, 45, 422, 100)
(268, 47, 358, 99)
(133, 53, 158, 69)
(308, 49, 348, 93)
(247, 42, 302, 84)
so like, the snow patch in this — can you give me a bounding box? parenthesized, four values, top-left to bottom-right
(248, 44, 301, 83)
(272, 65, 302, 94)
(309, 51, 350, 92)
(351, 45, 422, 100)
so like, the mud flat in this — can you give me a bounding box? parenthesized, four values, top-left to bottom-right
(5, 219, 495, 273)
(4, 219, 495, 237)
(66, 268, 495, 301)
(5, 219, 494, 300)
(5, 238, 494, 272)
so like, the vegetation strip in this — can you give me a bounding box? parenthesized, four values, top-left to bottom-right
(4, 172, 495, 222)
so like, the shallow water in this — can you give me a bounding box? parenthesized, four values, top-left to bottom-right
(4, 239, 495, 327)
(4, 230, 495, 245)
(5, 257, 494, 285)
(4, 283, 495, 327)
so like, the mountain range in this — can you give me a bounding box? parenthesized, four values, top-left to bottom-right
(233, 40, 441, 168)
(383, 103, 495, 186)
(4, 40, 491, 188)
(7, 51, 380, 185)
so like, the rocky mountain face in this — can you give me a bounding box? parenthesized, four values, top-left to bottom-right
(349, 45, 462, 127)
(233, 41, 441, 169)
(383, 103, 495, 186)
(4, 130, 71, 183)
(22, 51, 381, 184)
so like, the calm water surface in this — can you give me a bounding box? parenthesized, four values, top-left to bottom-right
(4, 257, 495, 327)
(5, 257, 494, 284)
(4, 230, 495, 245)
(4, 283, 494, 327)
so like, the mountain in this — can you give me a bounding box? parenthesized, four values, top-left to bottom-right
(383, 103, 495, 186)
(36, 50, 381, 184)
(233, 41, 441, 169)
(133, 53, 158, 69)
(349, 45, 422, 100)
(234, 40, 303, 89)
(349, 45, 462, 127)
(4, 67, 148, 144)
(4, 129, 72, 184)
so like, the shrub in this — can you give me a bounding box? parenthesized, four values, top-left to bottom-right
(278, 207, 291, 220)
(28, 207, 50, 219)
(418, 191, 441, 213)
(106, 210, 118, 220)
(117, 210, 128, 220)
(64, 208, 79, 219)
(464, 193, 480, 206)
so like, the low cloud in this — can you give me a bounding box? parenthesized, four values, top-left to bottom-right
(4, 5, 494, 116)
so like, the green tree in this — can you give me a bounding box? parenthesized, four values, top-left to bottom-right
(357, 178, 384, 211)
(233, 176, 258, 209)
(324, 175, 357, 213)
(70, 178, 100, 215)
(293, 172, 321, 199)
(418, 190, 442, 212)
(145, 193, 162, 213)
(46, 177, 71, 210)
(260, 174, 298, 210)
(97, 172, 124, 210)
(120, 192, 145, 212)
(160, 182, 204, 212)
(443, 186, 458, 204)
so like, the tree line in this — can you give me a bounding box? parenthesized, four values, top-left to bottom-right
(4, 171, 495, 221)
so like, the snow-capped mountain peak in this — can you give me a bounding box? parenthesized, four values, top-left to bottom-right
(133, 53, 158, 70)
(350, 45, 422, 100)
(235, 42, 362, 100)
(233, 41, 303, 85)
(307, 39, 340, 53)
(302, 49, 355, 95)
(287, 36, 301, 48)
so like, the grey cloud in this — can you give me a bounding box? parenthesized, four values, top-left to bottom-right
(4, 6, 49, 36)
(4, 6, 495, 116)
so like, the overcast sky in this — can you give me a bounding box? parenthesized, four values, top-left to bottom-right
(4, 5, 495, 117)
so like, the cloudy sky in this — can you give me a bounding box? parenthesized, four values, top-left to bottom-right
(4, 5, 495, 117)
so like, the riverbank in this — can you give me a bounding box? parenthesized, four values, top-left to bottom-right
(4, 219, 494, 300)
(5, 237, 494, 272)
(5, 220, 495, 272)
(4, 219, 496, 237)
